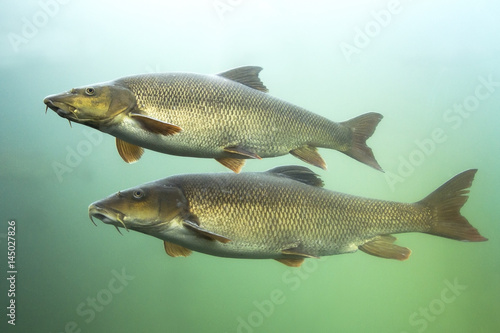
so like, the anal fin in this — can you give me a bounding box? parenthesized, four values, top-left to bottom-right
(290, 145, 326, 170)
(164, 241, 192, 257)
(130, 113, 182, 136)
(116, 138, 144, 163)
(182, 220, 231, 243)
(359, 235, 411, 261)
(215, 157, 246, 173)
(275, 258, 304, 267)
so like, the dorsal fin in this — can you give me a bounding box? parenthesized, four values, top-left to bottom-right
(266, 165, 324, 187)
(217, 66, 268, 92)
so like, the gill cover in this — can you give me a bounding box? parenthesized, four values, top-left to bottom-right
(71, 82, 136, 121)
(44, 82, 136, 126)
(123, 183, 189, 225)
(157, 184, 190, 222)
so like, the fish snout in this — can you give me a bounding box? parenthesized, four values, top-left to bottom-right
(88, 203, 129, 232)
(89, 203, 117, 224)
(43, 95, 77, 118)
(44, 98, 58, 113)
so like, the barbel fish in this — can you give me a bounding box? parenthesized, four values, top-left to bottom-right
(88, 166, 486, 267)
(44, 66, 383, 172)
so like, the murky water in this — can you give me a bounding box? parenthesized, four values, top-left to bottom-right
(1, 1, 498, 332)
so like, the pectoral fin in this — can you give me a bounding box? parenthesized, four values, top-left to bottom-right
(224, 146, 262, 160)
(182, 220, 231, 243)
(164, 241, 192, 257)
(116, 138, 144, 163)
(129, 113, 182, 136)
(290, 145, 327, 170)
(275, 258, 305, 267)
(281, 245, 319, 259)
(278, 243, 319, 266)
(359, 235, 411, 260)
(215, 157, 246, 173)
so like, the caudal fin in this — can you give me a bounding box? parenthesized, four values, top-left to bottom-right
(419, 169, 487, 242)
(340, 112, 383, 172)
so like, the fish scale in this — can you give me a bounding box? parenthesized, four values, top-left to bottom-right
(88, 166, 486, 266)
(44, 66, 384, 171)
(168, 171, 431, 257)
(119, 72, 350, 155)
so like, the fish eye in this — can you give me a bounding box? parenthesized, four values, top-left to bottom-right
(133, 190, 144, 199)
(85, 87, 95, 96)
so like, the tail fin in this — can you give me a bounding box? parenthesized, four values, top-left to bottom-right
(341, 112, 383, 172)
(419, 169, 487, 242)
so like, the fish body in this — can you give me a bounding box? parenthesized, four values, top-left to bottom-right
(44, 66, 383, 172)
(88, 166, 487, 267)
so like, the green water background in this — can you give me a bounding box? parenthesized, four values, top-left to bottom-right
(1, 1, 499, 332)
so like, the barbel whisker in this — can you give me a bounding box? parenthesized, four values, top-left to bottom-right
(89, 214, 97, 227)
(114, 225, 123, 235)
(117, 216, 129, 232)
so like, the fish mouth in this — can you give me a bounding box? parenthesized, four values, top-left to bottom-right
(43, 98, 79, 120)
(88, 204, 129, 234)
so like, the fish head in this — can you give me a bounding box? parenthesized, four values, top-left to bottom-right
(88, 181, 188, 234)
(44, 82, 136, 128)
